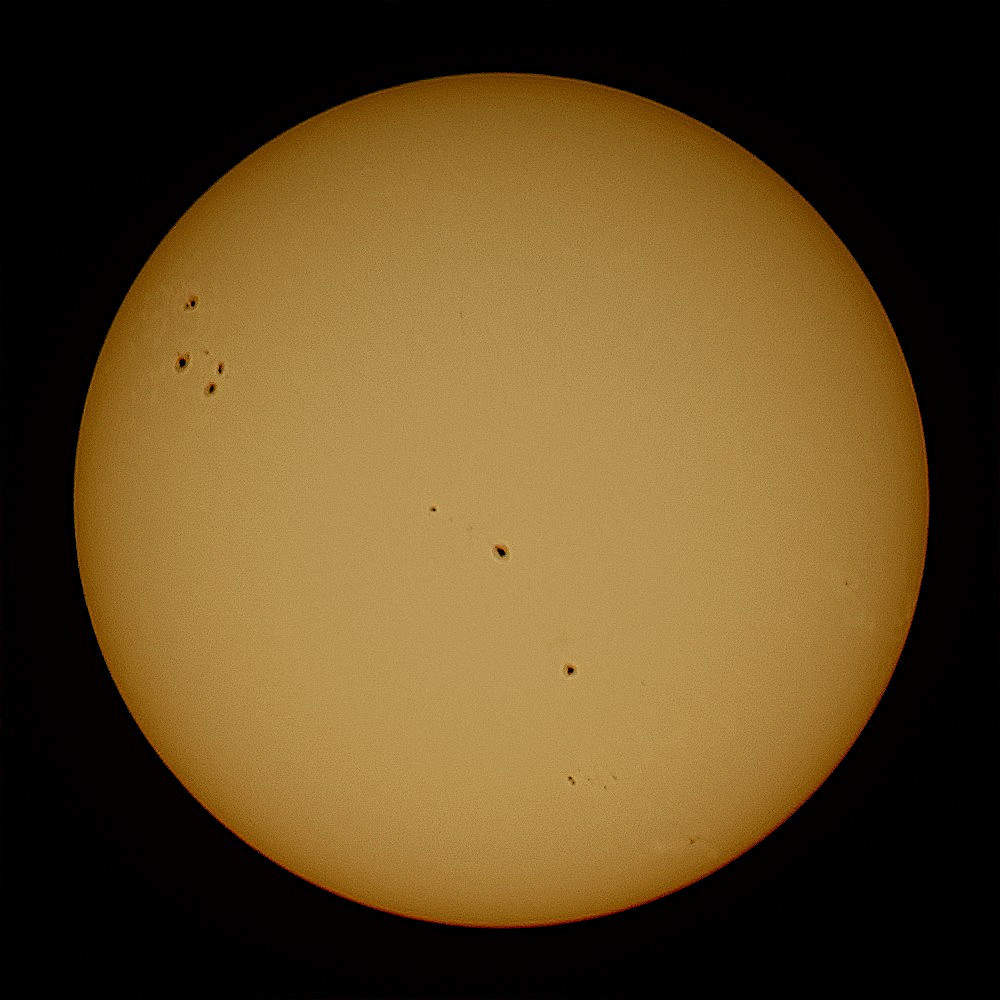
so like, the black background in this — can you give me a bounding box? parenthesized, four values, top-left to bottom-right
(3, 3, 996, 997)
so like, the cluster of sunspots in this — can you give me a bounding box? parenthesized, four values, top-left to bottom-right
(567, 773, 617, 789)
(175, 295, 223, 394)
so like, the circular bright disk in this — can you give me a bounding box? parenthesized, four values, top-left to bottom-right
(74, 73, 928, 928)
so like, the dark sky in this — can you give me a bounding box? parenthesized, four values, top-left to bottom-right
(3, 4, 996, 998)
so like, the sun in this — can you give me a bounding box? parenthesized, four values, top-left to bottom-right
(74, 72, 928, 928)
